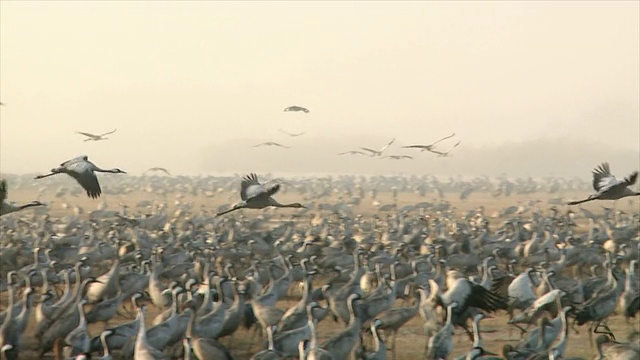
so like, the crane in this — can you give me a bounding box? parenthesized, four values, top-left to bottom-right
(76, 129, 117, 142)
(361, 138, 396, 157)
(568, 162, 639, 205)
(429, 140, 462, 157)
(34, 155, 127, 199)
(279, 129, 307, 137)
(0, 179, 45, 216)
(402, 133, 456, 152)
(338, 151, 368, 156)
(253, 142, 290, 149)
(216, 173, 305, 217)
(144, 167, 172, 176)
(284, 105, 310, 113)
(382, 155, 413, 160)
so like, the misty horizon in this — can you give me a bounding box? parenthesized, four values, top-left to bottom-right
(1, 1, 638, 179)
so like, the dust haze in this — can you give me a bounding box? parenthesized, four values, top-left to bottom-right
(1, 1, 638, 179)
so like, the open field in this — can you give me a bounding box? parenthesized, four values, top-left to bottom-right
(2, 179, 639, 360)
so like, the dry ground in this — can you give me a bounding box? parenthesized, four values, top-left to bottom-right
(4, 183, 640, 359)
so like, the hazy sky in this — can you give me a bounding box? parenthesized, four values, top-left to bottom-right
(1, 1, 638, 177)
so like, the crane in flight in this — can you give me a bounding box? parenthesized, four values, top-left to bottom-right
(76, 129, 117, 142)
(284, 106, 310, 113)
(360, 138, 395, 157)
(253, 142, 290, 148)
(568, 162, 639, 205)
(383, 155, 414, 160)
(216, 173, 305, 216)
(1, 179, 45, 216)
(430, 140, 462, 157)
(402, 133, 455, 152)
(34, 155, 127, 199)
(278, 129, 307, 137)
(338, 150, 368, 156)
(144, 167, 172, 176)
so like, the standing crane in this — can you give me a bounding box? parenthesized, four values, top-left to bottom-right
(0, 179, 45, 216)
(216, 173, 305, 217)
(568, 162, 639, 205)
(34, 155, 127, 199)
(76, 129, 117, 142)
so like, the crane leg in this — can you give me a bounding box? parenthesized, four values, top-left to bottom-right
(510, 323, 528, 336)
(594, 321, 615, 340)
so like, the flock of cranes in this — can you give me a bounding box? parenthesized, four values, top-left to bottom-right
(0, 166, 639, 360)
(337, 134, 463, 160)
(1, 101, 639, 360)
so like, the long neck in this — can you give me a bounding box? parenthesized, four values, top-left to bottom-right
(444, 305, 454, 329)
(101, 333, 111, 357)
(372, 324, 382, 351)
(308, 316, 319, 348)
(301, 275, 313, 303)
(95, 167, 117, 173)
(19, 202, 42, 210)
(281, 202, 300, 208)
(183, 339, 192, 360)
(552, 309, 569, 355)
(136, 308, 149, 349)
(77, 301, 87, 328)
(40, 269, 49, 294)
(472, 317, 482, 348)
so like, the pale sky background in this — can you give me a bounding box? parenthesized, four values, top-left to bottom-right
(1, 1, 638, 178)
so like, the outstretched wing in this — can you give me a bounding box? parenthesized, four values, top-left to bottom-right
(402, 145, 429, 150)
(379, 138, 395, 152)
(428, 132, 456, 147)
(339, 150, 366, 156)
(592, 163, 618, 192)
(624, 171, 638, 187)
(0, 179, 7, 204)
(76, 132, 99, 139)
(241, 173, 267, 201)
(146, 167, 171, 176)
(445, 140, 462, 152)
(65, 162, 102, 199)
(360, 147, 379, 155)
(60, 155, 89, 167)
(284, 106, 309, 113)
(99, 129, 117, 137)
(427, 149, 446, 156)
